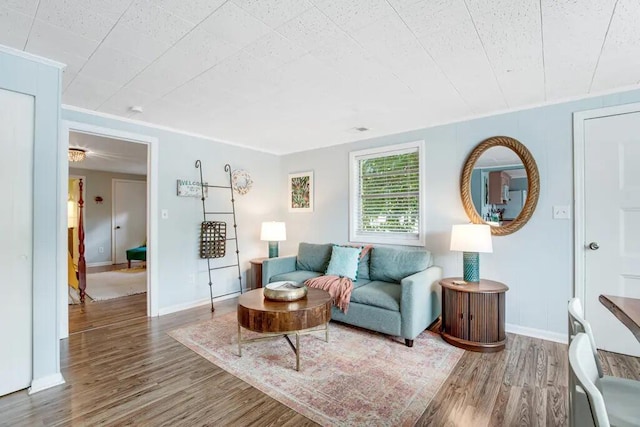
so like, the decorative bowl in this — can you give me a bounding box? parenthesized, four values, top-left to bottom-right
(263, 281, 307, 301)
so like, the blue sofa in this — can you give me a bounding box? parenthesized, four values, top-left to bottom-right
(262, 242, 442, 347)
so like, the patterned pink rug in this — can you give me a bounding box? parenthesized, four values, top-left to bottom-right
(169, 313, 463, 426)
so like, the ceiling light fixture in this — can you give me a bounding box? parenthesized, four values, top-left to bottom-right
(354, 127, 369, 132)
(68, 148, 86, 162)
(129, 106, 143, 113)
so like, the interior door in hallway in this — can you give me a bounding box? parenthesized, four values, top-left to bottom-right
(0, 88, 34, 396)
(113, 179, 147, 265)
(584, 111, 640, 357)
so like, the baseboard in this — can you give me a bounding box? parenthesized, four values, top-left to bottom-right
(86, 261, 113, 267)
(29, 373, 65, 394)
(506, 323, 567, 344)
(158, 290, 246, 316)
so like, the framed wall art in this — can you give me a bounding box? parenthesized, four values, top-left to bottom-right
(288, 171, 313, 212)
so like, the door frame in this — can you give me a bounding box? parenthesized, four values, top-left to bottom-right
(58, 121, 159, 339)
(573, 101, 640, 303)
(111, 178, 147, 264)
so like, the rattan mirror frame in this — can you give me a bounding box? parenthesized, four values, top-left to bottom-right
(460, 136, 540, 236)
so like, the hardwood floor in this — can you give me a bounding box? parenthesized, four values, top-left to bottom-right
(2, 297, 639, 426)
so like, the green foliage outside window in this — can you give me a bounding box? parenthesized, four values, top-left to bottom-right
(358, 152, 419, 234)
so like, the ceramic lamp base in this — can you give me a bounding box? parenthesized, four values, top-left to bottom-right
(268, 241, 279, 258)
(462, 251, 480, 282)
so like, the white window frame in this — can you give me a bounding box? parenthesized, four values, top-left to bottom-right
(349, 141, 426, 246)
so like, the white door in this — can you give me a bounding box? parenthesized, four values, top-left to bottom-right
(0, 88, 34, 396)
(113, 180, 147, 264)
(584, 111, 640, 356)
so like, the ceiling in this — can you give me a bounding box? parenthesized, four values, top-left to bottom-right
(69, 131, 148, 175)
(3, 0, 639, 154)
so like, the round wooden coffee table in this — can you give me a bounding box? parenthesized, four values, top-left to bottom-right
(237, 287, 331, 371)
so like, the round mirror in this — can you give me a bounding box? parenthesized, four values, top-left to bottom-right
(461, 136, 540, 236)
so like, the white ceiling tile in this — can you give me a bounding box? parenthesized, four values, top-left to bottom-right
(465, 0, 544, 106)
(151, 0, 227, 24)
(80, 45, 150, 86)
(200, 2, 272, 47)
(351, 13, 424, 65)
(542, 0, 617, 98)
(25, 19, 98, 62)
(313, 0, 393, 33)
(0, 0, 39, 16)
(101, 21, 172, 62)
(0, 7, 32, 49)
(394, 0, 506, 112)
(119, 0, 195, 45)
(62, 69, 76, 91)
(276, 7, 343, 52)
(96, 86, 158, 115)
(125, 62, 193, 96)
(36, 0, 121, 41)
(233, 0, 313, 28)
(387, 52, 467, 106)
(243, 31, 307, 68)
(591, 0, 640, 91)
(155, 27, 240, 76)
(63, 74, 121, 109)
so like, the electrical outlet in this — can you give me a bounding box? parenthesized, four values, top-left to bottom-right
(98, 246, 104, 253)
(553, 205, 571, 219)
(161, 209, 169, 219)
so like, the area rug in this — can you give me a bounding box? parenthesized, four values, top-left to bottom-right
(169, 313, 464, 426)
(85, 269, 146, 301)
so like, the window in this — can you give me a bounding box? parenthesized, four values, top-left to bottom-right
(349, 141, 425, 246)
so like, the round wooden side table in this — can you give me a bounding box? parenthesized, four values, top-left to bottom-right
(439, 277, 509, 352)
(237, 287, 331, 371)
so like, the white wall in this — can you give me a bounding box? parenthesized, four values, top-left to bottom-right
(69, 168, 146, 264)
(63, 108, 282, 313)
(0, 46, 65, 391)
(280, 89, 640, 338)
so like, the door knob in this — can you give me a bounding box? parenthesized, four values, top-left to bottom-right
(115, 226, 121, 229)
(588, 242, 599, 250)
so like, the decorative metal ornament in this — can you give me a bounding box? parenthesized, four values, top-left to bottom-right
(232, 169, 253, 195)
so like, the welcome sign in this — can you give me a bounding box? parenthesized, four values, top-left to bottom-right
(177, 179, 208, 198)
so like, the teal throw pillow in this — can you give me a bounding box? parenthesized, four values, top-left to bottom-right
(296, 242, 333, 272)
(325, 245, 362, 281)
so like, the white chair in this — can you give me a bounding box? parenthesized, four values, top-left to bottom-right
(568, 297, 604, 376)
(568, 298, 640, 427)
(569, 333, 610, 426)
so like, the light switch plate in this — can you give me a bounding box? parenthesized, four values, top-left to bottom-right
(161, 209, 169, 219)
(553, 205, 570, 219)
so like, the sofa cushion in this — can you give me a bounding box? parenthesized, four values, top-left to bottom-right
(325, 245, 362, 280)
(357, 246, 371, 280)
(270, 270, 322, 284)
(350, 281, 401, 312)
(352, 279, 371, 290)
(369, 246, 431, 283)
(296, 243, 333, 272)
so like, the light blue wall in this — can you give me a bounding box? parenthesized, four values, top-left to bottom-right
(280, 88, 640, 337)
(0, 49, 63, 386)
(69, 168, 146, 264)
(62, 109, 283, 311)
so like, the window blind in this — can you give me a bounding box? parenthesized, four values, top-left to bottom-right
(356, 150, 420, 236)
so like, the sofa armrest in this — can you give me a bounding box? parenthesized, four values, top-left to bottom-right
(399, 265, 443, 340)
(262, 256, 297, 285)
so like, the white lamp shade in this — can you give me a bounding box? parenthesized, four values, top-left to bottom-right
(450, 224, 493, 253)
(260, 221, 286, 241)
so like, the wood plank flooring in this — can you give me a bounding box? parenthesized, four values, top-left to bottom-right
(2, 296, 639, 426)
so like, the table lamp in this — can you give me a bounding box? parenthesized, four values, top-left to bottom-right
(260, 221, 286, 258)
(450, 224, 493, 283)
